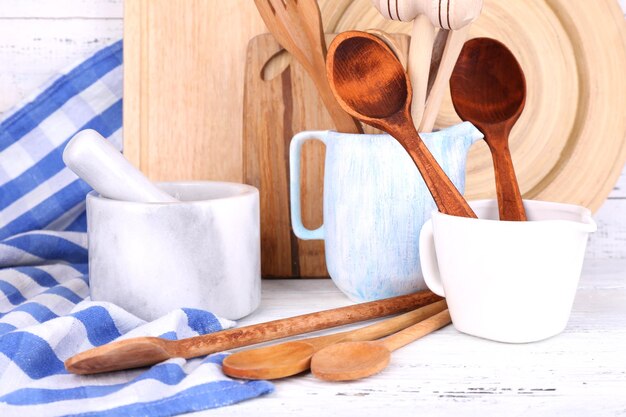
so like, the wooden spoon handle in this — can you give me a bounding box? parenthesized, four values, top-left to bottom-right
(489, 137, 527, 221)
(288, 299, 448, 350)
(380, 309, 452, 352)
(392, 124, 477, 218)
(341, 299, 447, 343)
(420, 25, 471, 133)
(408, 14, 435, 128)
(174, 290, 442, 357)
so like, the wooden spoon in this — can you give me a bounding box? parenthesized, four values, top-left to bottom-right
(254, 0, 362, 133)
(326, 31, 476, 218)
(223, 300, 447, 380)
(450, 37, 527, 221)
(311, 309, 451, 381)
(65, 290, 441, 374)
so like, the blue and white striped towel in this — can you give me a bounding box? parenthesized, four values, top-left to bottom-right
(0, 40, 273, 416)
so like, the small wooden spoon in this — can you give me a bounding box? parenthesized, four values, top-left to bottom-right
(223, 300, 446, 380)
(311, 309, 451, 381)
(450, 37, 527, 221)
(326, 31, 476, 218)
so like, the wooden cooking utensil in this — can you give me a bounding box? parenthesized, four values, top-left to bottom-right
(326, 31, 476, 218)
(370, 0, 436, 127)
(369, 0, 482, 131)
(450, 37, 527, 221)
(65, 290, 441, 374)
(223, 300, 447, 380)
(311, 309, 451, 381)
(419, 0, 483, 133)
(253, 0, 362, 133)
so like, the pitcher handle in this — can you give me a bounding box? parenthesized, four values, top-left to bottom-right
(289, 131, 328, 240)
(419, 220, 445, 296)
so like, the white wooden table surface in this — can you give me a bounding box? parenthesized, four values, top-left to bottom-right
(191, 259, 626, 417)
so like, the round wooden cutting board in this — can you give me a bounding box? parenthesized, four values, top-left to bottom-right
(318, 0, 626, 212)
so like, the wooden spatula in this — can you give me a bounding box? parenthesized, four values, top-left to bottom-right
(253, 0, 362, 133)
(65, 290, 441, 374)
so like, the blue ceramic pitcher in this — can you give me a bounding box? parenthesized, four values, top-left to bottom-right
(290, 122, 482, 301)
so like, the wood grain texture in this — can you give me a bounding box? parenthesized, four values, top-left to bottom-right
(318, 0, 626, 213)
(253, 0, 362, 134)
(123, 0, 267, 181)
(243, 33, 409, 277)
(188, 260, 626, 416)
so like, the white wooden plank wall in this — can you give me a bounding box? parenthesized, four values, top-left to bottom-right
(0, 0, 624, 259)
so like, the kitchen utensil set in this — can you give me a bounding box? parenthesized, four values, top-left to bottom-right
(64, 0, 595, 386)
(65, 290, 441, 374)
(222, 300, 447, 379)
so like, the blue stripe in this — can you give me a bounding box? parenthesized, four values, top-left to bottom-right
(159, 331, 177, 340)
(0, 99, 122, 212)
(71, 306, 121, 346)
(0, 331, 66, 379)
(1, 233, 88, 263)
(65, 210, 87, 232)
(0, 302, 58, 322)
(0, 179, 93, 240)
(70, 263, 89, 276)
(0, 322, 16, 335)
(183, 308, 223, 335)
(43, 285, 83, 304)
(0, 40, 122, 152)
(64, 380, 274, 417)
(14, 266, 59, 287)
(0, 281, 27, 305)
(0, 362, 189, 405)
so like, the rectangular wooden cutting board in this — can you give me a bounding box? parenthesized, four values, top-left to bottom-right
(244, 34, 409, 278)
(123, 0, 266, 181)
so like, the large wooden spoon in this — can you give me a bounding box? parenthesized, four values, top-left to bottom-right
(450, 37, 527, 221)
(326, 31, 476, 218)
(311, 309, 451, 381)
(223, 300, 446, 380)
(65, 290, 441, 374)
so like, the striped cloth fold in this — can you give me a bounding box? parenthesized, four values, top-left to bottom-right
(0, 40, 273, 416)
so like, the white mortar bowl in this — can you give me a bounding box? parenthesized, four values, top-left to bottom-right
(87, 181, 261, 321)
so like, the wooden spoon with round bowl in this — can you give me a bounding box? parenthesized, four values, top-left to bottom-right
(222, 300, 447, 380)
(450, 37, 527, 221)
(311, 309, 451, 381)
(326, 31, 476, 218)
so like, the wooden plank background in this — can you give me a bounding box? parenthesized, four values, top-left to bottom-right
(0, 0, 625, 259)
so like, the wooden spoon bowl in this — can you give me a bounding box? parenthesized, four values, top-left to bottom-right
(451, 38, 525, 126)
(312, 341, 391, 381)
(329, 35, 407, 120)
(311, 309, 452, 381)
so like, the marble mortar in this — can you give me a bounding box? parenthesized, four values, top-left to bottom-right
(87, 181, 261, 321)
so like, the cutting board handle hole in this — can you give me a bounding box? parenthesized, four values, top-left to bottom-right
(261, 49, 292, 81)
